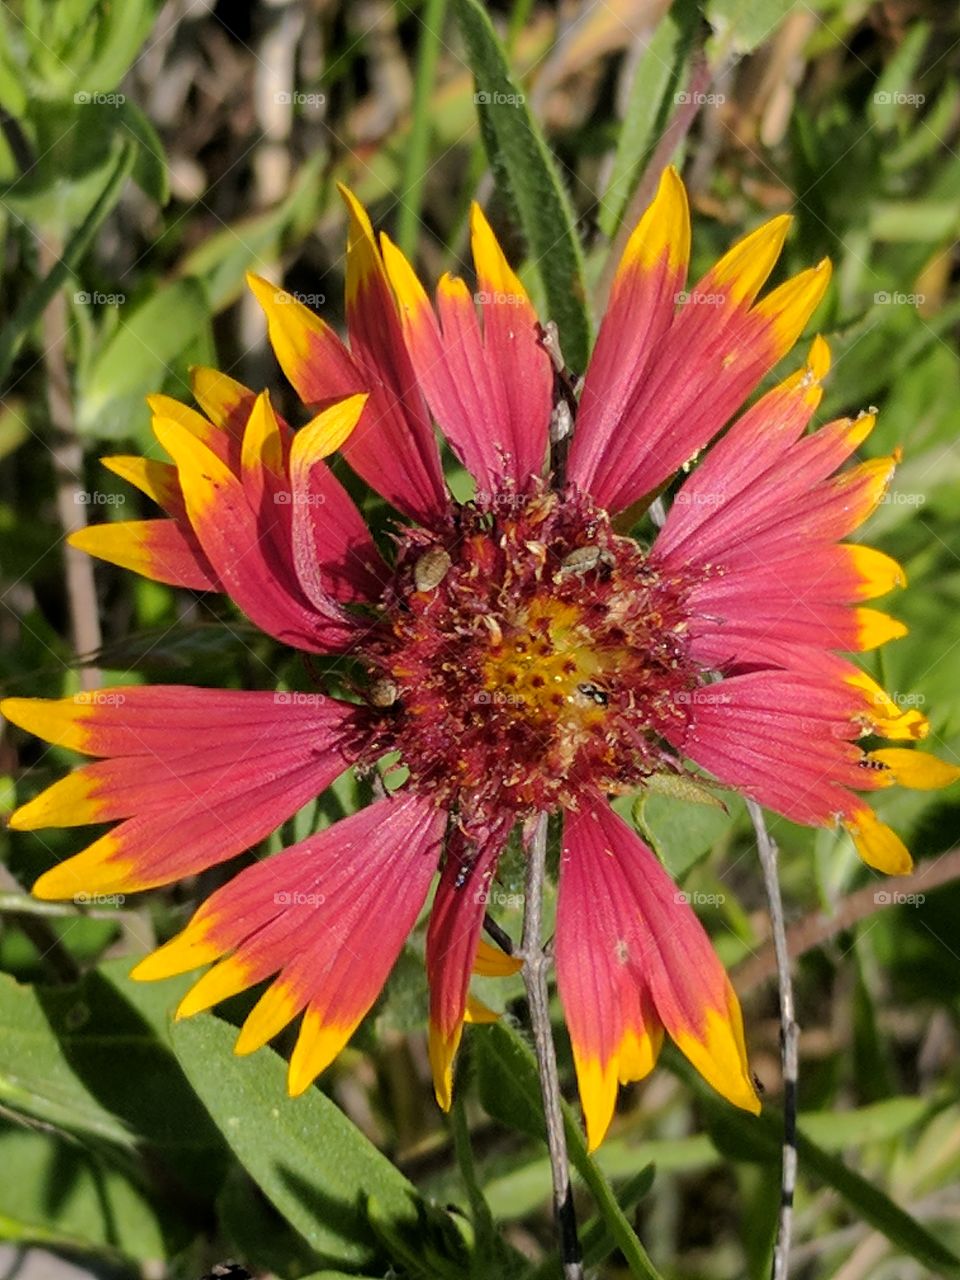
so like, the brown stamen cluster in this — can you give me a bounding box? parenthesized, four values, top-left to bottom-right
(363, 483, 701, 829)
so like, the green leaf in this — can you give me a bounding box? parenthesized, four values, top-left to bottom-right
(75, 276, 212, 441)
(0, 971, 133, 1147)
(0, 136, 136, 385)
(868, 21, 930, 130)
(0, 968, 226, 1192)
(475, 1021, 666, 1280)
(454, 0, 592, 370)
(81, 0, 162, 95)
(171, 1012, 467, 1272)
(622, 788, 737, 881)
(116, 98, 169, 205)
(598, 4, 695, 238)
(706, 0, 797, 56)
(0, 1120, 171, 1261)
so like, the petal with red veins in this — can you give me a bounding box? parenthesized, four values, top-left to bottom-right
(557, 799, 758, 1150)
(132, 791, 446, 1095)
(425, 823, 510, 1109)
(288, 397, 387, 605)
(572, 195, 831, 512)
(338, 187, 448, 523)
(570, 167, 690, 496)
(1, 687, 365, 897)
(69, 518, 219, 591)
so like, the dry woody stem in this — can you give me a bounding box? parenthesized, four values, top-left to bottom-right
(522, 811, 583, 1279)
(747, 800, 798, 1280)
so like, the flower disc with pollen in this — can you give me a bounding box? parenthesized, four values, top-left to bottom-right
(366, 484, 698, 825)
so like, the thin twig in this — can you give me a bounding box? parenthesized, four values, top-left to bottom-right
(747, 799, 797, 1280)
(521, 812, 583, 1280)
(733, 844, 960, 996)
(37, 236, 102, 690)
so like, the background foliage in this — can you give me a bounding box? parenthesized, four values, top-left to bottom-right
(1, 0, 960, 1277)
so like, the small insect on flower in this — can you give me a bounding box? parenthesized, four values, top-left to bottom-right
(414, 546, 452, 592)
(367, 676, 399, 708)
(558, 544, 615, 577)
(5, 169, 959, 1154)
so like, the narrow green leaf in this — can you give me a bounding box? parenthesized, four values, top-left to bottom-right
(455, 0, 592, 369)
(75, 276, 212, 441)
(599, 5, 695, 238)
(171, 1012, 465, 1272)
(868, 21, 930, 130)
(706, 0, 796, 57)
(475, 1022, 666, 1280)
(83, 0, 163, 94)
(671, 1055, 960, 1278)
(0, 136, 135, 385)
(116, 98, 169, 205)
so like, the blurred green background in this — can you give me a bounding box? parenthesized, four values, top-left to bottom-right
(2, 0, 960, 1277)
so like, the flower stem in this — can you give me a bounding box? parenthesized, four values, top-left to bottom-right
(521, 812, 583, 1279)
(747, 800, 798, 1280)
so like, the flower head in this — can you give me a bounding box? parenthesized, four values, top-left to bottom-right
(5, 169, 958, 1149)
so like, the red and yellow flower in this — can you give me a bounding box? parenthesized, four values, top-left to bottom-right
(5, 169, 958, 1149)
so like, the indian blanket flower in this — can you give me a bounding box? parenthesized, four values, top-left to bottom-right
(6, 169, 960, 1151)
